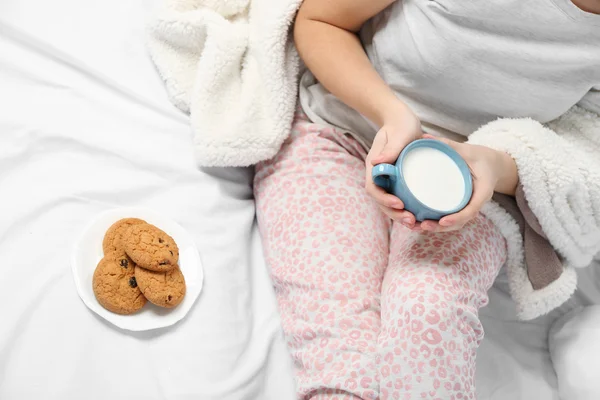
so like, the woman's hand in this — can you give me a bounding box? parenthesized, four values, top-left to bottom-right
(415, 135, 519, 232)
(365, 103, 423, 226)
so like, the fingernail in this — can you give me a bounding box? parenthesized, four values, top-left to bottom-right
(402, 218, 412, 225)
(440, 219, 453, 227)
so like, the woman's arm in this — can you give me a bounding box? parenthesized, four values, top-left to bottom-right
(294, 0, 403, 127)
(494, 151, 519, 196)
(295, 0, 426, 224)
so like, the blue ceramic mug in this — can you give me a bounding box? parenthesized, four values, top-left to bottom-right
(371, 139, 473, 221)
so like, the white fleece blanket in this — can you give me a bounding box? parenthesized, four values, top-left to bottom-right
(470, 106, 600, 320)
(147, 0, 600, 320)
(147, 0, 301, 167)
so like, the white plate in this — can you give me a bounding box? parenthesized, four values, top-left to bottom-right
(71, 207, 203, 331)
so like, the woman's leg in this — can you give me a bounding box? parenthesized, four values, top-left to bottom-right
(378, 216, 507, 400)
(254, 110, 389, 400)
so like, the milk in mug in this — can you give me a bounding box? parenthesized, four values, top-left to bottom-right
(402, 147, 466, 212)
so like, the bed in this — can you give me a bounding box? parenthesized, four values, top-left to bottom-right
(1, 1, 599, 399)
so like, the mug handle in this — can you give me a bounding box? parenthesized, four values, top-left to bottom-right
(371, 163, 398, 192)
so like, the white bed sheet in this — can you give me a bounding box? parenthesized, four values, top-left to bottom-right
(0, 1, 294, 399)
(2, 1, 600, 399)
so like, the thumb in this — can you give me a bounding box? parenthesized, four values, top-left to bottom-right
(371, 128, 411, 165)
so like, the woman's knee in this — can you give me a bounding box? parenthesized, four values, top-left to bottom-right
(383, 270, 485, 343)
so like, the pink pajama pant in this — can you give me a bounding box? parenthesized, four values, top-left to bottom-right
(254, 109, 507, 400)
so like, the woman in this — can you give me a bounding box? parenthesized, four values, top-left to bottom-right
(254, 0, 600, 398)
